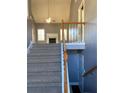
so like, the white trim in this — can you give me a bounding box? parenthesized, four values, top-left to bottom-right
(60, 29, 67, 41)
(27, 41, 33, 54)
(66, 42, 85, 50)
(61, 43, 64, 93)
(66, 62, 70, 93)
(78, 0, 85, 41)
(46, 33, 58, 43)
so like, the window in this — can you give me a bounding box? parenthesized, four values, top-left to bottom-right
(37, 29, 45, 41)
(60, 29, 67, 41)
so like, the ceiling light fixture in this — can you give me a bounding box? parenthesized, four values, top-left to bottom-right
(46, 0, 51, 23)
(46, 17, 51, 23)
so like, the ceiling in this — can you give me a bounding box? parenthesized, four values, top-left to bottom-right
(31, 0, 71, 23)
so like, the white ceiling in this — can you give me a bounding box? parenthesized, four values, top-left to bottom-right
(31, 0, 71, 23)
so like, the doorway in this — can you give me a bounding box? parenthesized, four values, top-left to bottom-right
(71, 85, 81, 93)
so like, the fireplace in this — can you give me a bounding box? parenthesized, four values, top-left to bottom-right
(46, 33, 58, 43)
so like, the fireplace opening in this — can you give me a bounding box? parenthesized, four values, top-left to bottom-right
(49, 38, 56, 43)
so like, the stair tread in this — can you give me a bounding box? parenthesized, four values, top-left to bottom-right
(27, 86, 61, 93)
(28, 71, 61, 75)
(28, 54, 60, 56)
(29, 50, 60, 52)
(27, 61, 61, 63)
(28, 82, 62, 87)
(27, 77, 61, 83)
(27, 60, 60, 62)
(28, 53, 60, 56)
(28, 58, 61, 72)
(32, 44, 61, 46)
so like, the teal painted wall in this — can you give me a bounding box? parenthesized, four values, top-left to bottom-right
(83, 0, 97, 92)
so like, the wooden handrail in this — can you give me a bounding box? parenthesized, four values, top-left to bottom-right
(62, 20, 70, 93)
(83, 65, 97, 77)
(64, 51, 68, 93)
(63, 22, 85, 24)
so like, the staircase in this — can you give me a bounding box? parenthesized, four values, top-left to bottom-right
(27, 43, 62, 93)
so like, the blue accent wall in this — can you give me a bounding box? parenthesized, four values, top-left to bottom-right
(68, 51, 80, 82)
(68, 50, 84, 92)
(83, 23, 97, 93)
(83, 0, 97, 92)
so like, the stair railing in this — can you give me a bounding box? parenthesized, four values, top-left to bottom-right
(61, 20, 85, 93)
(82, 65, 97, 77)
(27, 40, 33, 54)
(66, 62, 70, 93)
(61, 20, 70, 93)
(61, 43, 64, 93)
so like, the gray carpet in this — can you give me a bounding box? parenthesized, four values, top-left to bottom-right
(27, 43, 62, 93)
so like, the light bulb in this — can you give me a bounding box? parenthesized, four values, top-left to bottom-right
(46, 17, 51, 23)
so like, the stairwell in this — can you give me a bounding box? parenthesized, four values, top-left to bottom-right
(27, 43, 62, 93)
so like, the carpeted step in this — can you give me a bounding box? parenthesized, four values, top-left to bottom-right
(27, 62, 61, 72)
(27, 75, 61, 83)
(32, 43, 61, 47)
(27, 54, 60, 57)
(27, 58, 61, 63)
(29, 49, 60, 54)
(27, 55, 60, 60)
(28, 86, 61, 93)
(27, 71, 61, 83)
(31, 47, 60, 50)
(28, 82, 61, 87)
(27, 52, 61, 57)
(28, 71, 61, 77)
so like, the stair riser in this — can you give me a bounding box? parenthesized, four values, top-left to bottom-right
(27, 60, 61, 63)
(29, 50, 60, 54)
(27, 86, 61, 93)
(28, 71, 61, 76)
(33, 43, 60, 45)
(27, 55, 60, 58)
(28, 53, 61, 56)
(28, 82, 61, 87)
(32, 46, 60, 49)
(28, 75, 61, 83)
(32, 44, 61, 47)
(27, 63, 61, 72)
(27, 56, 61, 62)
